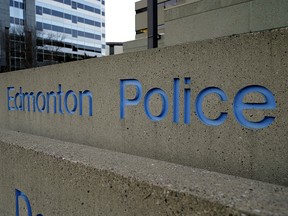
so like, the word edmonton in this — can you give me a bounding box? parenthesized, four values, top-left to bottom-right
(7, 84, 93, 116)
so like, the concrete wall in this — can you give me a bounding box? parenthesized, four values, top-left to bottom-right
(124, 35, 165, 53)
(165, 0, 288, 46)
(0, 28, 288, 186)
(0, 129, 287, 215)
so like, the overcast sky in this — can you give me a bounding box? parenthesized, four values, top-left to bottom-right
(105, 0, 139, 42)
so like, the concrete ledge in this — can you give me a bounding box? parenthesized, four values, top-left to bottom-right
(0, 129, 287, 215)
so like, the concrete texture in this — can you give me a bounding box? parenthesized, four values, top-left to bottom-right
(165, 0, 288, 46)
(0, 129, 287, 215)
(0, 28, 288, 186)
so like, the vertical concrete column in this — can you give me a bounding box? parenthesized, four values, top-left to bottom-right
(24, 0, 36, 67)
(0, 0, 10, 72)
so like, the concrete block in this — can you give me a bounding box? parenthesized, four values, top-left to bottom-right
(0, 129, 287, 215)
(0, 28, 288, 186)
(250, 0, 288, 32)
(165, 2, 250, 45)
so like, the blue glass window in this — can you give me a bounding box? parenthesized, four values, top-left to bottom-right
(72, 1, 77, 9)
(10, 17, 14, 24)
(52, 10, 63, 18)
(36, 6, 42, 15)
(64, 13, 71, 20)
(72, 16, 77, 23)
(77, 3, 84, 9)
(77, 17, 84, 23)
(78, 31, 84, 37)
(43, 23, 51, 30)
(43, 7, 51, 15)
(64, 28, 71, 34)
(72, 30, 77, 37)
(10, 0, 13, 6)
(36, 22, 43, 30)
(64, 0, 71, 5)
(85, 19, 94, 25)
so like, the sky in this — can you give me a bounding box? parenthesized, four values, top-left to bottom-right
(105, 0, 140, 42)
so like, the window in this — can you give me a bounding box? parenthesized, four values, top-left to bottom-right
(84, 5, 94, 12)
(102, 11, 105, 16)
(64, 0, 71, 5)
(43, 8, 51, 15)
(10, 17, 14, 24)
(95, 22, 100, 27)
(78, 31, 84, 37)
(64, 13, 71, 20)
(77, 17, 84, 23)
(72, 30, 77, 37)
(72, 1, 77, 9)
(64, 28, 71, 34)
(36, 6, 42, 15)
(77, 3, 84, 9)
(43, 23, 51, 30)
(52, 10, 63, 18)
(85, 32, 94, 39)
(72, 16, 77, 23)
(102, 33, 105, 38)
(94, 8, 100, 14)
(10, 0, 13, 7)
(102, 22, 105, 27)
(14, 1, 19, 8)
(36, 22, 43, 30)
(85, 19, 94, 26)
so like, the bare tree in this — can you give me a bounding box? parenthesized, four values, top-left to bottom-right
(7, 26, 66, 71)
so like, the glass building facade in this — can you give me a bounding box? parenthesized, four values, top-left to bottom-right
(1, 0, 105, 71)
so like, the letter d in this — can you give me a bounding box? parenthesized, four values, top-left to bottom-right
(15, 189, 32, 216)
(120, 79, 142, 119)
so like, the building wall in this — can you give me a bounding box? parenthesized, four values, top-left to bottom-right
(164, 0, 288, 46)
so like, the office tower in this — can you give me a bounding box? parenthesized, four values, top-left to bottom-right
(0, 0, 105, 71)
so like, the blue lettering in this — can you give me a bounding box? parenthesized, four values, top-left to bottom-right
(64, 90, 78, 114)
(36, 92, 46, 113)
(15, 189, 32, 216)
(144, 88, 169, 121)
(120, 79, 142, 119)
(7, 87, 15, 111)
(46, 91, 57, 113)
(173, 78, 180, 123)
(195, 87, 228, 126)
(233, 85, 276, 129)
(79, 90, 93, 116)
(184, 77, 191, 124)
(57, 84, 64, 114)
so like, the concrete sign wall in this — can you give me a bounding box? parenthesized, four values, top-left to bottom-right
(0, 28, 287, 186)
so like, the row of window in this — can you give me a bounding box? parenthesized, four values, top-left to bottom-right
(36, 21, 102, 40)
(36, 6, 104, 28)
(10, 0, 24, 9)
(10, 17, 24, 25)
(52, 0, 104, 14)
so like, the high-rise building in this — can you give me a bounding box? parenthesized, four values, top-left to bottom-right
(0, 0, 105, 71)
